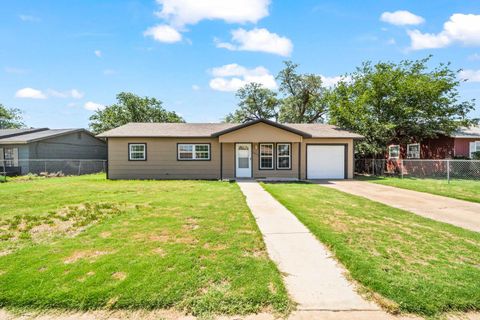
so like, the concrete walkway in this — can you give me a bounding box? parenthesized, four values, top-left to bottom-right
(319, 180, 480, 233)
(237, 181, 380, 312)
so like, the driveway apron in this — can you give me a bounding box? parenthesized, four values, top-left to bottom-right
(237, 181, 379, 311)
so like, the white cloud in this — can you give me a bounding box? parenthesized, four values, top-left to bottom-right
(15, 87, 47, 99)
(144, 24, 182, 43)
(155, 0, 270, 27)
(48, 89, 84, 99)
(380, 10, 425, 26)
(459, 69, 480, 82)
(19, 14, 40, 22)
(408, 14, 480, 50)
(209, 63, 277, 92)
(84, 101, 105, 111)
(216, 28, 293, 57)
(192, 84, 200, 91)
(4, 67, 28, 74)
(94, 50, 102, 57)
(320, 75, 351, 88)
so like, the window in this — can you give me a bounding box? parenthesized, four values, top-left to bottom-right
(388, 145, 400, 159)
(129, 143, 146, 161)
(470, 141, 480, 159)
(277, 143, 291, 169)
(3, 148, 16, 167)
(259, 144, 274, 169)
(178, 144, 210, 160)
(407, 143, 420, 159)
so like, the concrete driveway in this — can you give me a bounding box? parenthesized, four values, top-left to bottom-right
(318, 180, 480, 233)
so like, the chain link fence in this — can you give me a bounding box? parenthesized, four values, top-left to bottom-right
(355, 159, 480, 181)
(1, 159, 107, 181)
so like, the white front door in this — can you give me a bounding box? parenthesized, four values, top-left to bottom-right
(236, 143, 252, 178)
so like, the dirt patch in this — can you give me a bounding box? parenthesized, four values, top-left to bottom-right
(112, 272, 127, 281)
(64, 250, 112, 264)
(99, 231, 112, 239)
(152, 247, 166, 257)
(0, 203, 125, 247)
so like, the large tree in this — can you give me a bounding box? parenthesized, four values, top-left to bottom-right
(0, 104, 24, 129)
(224, 83, 279, 123)
(89, 92, 184, 134)
(328, 56, 478, 157)
(276, 61, 329, 123)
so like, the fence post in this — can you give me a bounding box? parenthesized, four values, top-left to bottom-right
(1, 160, 5, 181)
(447, 159, 450, 184)
(399, 159, 403, 179)
(78, 161, 82, 175)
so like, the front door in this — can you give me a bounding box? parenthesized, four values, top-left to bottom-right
(236, 143, 252, 178)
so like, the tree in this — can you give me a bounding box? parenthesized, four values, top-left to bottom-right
(276, 61, 329, 123)
(328, 56, 478, 157)
(89, 92, 184, 134)
(224, 83, 279, 123)
(0, 104, 24, 129)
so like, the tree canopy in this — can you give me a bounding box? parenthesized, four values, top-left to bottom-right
(224, 83, 279, 123)
(0, 104, 24, 129)
(89, 92, 184, 134)
(277, 61, 329, 123)
(328, 56, 478, 157)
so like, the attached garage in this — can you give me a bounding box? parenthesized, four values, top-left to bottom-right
(306, 144, 347, 179)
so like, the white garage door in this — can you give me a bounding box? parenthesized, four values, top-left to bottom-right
(307, 145, 345, 179)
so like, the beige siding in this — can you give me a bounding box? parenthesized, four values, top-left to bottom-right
(108, 137, 220, 180)
(221, 143, 235, 179)
(218, 122, 302, 143)
(300, 138, 355, 179)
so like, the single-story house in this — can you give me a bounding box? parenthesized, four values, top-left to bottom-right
(97, 119, 363, 180)
(387, 126, 480, 160)
(0, 128, 107, 175)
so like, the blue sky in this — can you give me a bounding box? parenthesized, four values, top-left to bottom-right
(1, 0, 480, 129)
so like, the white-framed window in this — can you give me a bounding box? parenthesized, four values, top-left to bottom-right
(388, 145, 400, 159)
(276, 143, 291, 169)
(129, 143, 146, 161)
(407, 143, 420, 159)
(178, 144, 210, 160)
(3, 148, 16, 167)
(259, 144, 274, 169)
(470, 141, 480, 159)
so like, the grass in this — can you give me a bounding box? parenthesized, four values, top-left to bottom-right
(262, 182, 480, 317)
(0, 174, 291, 316)
(358, 176, 480, 203)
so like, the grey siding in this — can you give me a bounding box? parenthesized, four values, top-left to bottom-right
(28, 131, 107, 160)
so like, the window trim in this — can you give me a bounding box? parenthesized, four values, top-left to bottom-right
(470, 141, 480, 158)
(259, 143, 274, 170)
(276, 143, 292, 170)
(177, 143, 211, 161)
(3, 147, 16, 167)
(128, 143, 147, 161)
(406, 143, 420, 159)
(388, 145, 400, 159)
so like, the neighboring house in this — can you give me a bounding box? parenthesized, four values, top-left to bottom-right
(97, 119, 363, 180)
(387, 126, 480, 160)
(0, 128, 107, 175)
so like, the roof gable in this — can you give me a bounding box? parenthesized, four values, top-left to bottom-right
(212, 119, 311, 138)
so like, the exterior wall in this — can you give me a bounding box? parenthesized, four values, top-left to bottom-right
(0, 144, 29, 174)
(221, 143, 235, 179)
(454, 138, 479, 158)
(300, 138, 355, 179)
(28, 131, 107, 160)
(108, 137, 221, 180)
(218, 122, 302, 143)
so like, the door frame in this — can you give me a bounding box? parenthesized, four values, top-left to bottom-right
(305, 143, 348, 180)
(234, 143, 253, 178)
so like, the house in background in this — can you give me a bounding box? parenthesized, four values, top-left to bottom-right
(0, 128, 107, 175)
(387, 126, 480, 160)
(97, 119, 363, 180)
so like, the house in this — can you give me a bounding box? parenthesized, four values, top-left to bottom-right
(0, 128, 107, 175)
(97, 119, 363, 180)
(387, 126, 480, 160)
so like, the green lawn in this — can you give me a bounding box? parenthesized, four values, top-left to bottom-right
(358, 176, 480, 203)
(0, 175, 291, 316)
(262, 182, 480, 317)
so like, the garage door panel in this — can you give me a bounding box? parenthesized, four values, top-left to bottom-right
(307, 145, 345, 179)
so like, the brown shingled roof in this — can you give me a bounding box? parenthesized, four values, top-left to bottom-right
(97, 119, 363, 139)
